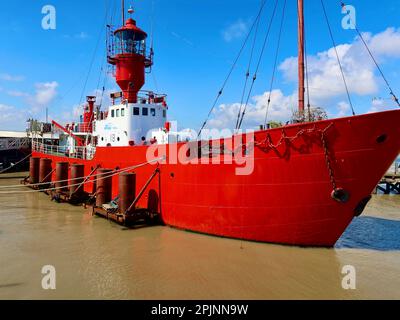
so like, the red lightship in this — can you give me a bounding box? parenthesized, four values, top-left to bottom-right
(30, 1, 400, 246)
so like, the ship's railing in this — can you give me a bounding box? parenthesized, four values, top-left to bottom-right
(109, 90, 167, 106)
(0, 137, 30, 151)
(32, 141, 96, 160)
(65, 122, 93, 134)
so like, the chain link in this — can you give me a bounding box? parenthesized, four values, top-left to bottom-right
(321, 131, 337, 191)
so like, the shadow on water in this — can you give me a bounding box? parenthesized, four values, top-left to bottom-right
(335, 216, 400, 251)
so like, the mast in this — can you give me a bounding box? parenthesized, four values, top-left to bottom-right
(122, 0, 125, 24)
(298, 0, 305, 114)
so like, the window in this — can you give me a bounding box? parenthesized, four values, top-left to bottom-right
(151, 108, 156, 117)
(133, 107, 140, 115)
(111, 110, 115, 117)
(163, 110, 166, 118)
(142, 107, 148, 116)
(116, 109, 120, 117)
(121, 108, 125, 117)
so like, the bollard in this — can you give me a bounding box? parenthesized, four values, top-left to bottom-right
(70, 164, 85, 199)
(29, 157, 40, 185)
(55, 162, 69, 193)
(118, 172, 136, 214)
(96, 169, 113, 207)
(39, 158, 52, 189)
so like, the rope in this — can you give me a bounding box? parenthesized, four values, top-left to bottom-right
(340, 1, 400, 108)
(264, 0, 287, 127)
(197, 0, 269, 138)
(235, 0, 264, 130)
(0, 157, 164, 194)
(0, 157, 164, 190)
(237, 0, 279, 130)
(77, 2, 109, 114)
(321, 0, 356, 116)
(0, 153, 32, 174)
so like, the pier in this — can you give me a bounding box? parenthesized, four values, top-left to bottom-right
(375, 161, 400, 194)
(376, 174, 400, 194)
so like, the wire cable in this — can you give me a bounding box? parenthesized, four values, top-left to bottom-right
(197, 0, 269, 138)
(321, 0, 355, 116)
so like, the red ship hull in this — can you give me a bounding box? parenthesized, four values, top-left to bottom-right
(33, 110, 400, 246)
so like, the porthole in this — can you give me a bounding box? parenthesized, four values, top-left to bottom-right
(376, 134, 387, 144)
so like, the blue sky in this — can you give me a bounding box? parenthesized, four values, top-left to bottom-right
(0, 0, 400, 131)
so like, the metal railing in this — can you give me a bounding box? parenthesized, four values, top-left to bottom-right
(32, 141, 96, 160)
(0, 138, 30, 151)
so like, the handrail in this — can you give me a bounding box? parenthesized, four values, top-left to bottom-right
(32, 141, 96, 160)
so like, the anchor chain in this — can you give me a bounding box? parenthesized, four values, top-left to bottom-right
(321, 128, 350, 203)
(321, 131, 337, 191)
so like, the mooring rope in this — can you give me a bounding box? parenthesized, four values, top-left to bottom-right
(0, 157, 165, 193)
(0, 153, 32, 175)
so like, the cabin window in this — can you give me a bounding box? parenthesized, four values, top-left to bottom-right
(163, 110, 166, 118)
(111, 110, 115, 117)
(151, 108, 156, 117)
(142, 107, 148, 116)
(121, 108, 125, 117)
(133, 107, 140, 116)
(116, 109, 120, 117)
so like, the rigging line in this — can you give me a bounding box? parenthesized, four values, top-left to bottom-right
(0, 153, 32, 175)
(0, 156, 164, 190)
(197, 0, 269, 138)
(235, 0, 265, 131)
(340, 1, 400, 108)
(237, 0, 279, 130)
(77, 3, 110, 113)
(0, 157, 164, 195)
(320, 0, 355, 116)
(264, 0, 287, 127)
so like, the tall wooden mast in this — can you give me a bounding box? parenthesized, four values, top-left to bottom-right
(298, 0, 305, 113)
(122, 0, 125, 24)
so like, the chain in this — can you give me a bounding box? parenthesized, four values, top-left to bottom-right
(254, 123, 337, 190)
(321, 130, 337, 191)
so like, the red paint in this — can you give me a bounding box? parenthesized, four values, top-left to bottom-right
(82, 96, 96, 133)
(33, 109, 400, 246)
(107, 18, 152, 103)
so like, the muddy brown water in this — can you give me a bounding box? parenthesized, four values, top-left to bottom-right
(0, 173, 399, 299)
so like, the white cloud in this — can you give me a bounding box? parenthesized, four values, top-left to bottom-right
(33, 81, 58, 106)
(336, 101, 350, 117)
(206, 27, 400, 130)
(7, 90, 29, 98)
(0, 104, 26, 129)
(279, 27, 400, 104)
(0, 104, 13, 112)
(368, 27, 400, 58)
(5, 81, 58, 115)
(222, 19, 248, 42)
(208, 89, 296, 130)
(0, 73, 24, 82)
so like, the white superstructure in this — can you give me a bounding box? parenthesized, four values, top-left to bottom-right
(94, 99, 167, 147)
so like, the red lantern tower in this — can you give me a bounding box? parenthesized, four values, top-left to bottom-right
(107, 3, 153, 103)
